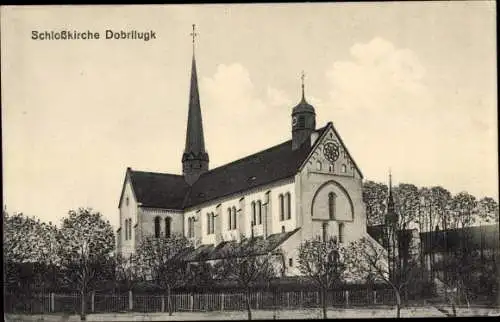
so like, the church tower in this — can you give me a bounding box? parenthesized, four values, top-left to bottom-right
(182, 25, 209, 185)
(385, 170, 399, 281)
(292, 72, 316, 150)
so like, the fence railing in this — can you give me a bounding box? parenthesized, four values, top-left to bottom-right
(4, 289, 397, 314)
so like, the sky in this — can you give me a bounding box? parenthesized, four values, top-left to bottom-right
(1, 2, 497, 229)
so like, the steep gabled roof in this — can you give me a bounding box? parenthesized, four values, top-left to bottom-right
(298, 121, 364, 179)
(128, 170, 190, 210)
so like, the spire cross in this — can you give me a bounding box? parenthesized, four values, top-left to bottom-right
(190, 24, 198, 47)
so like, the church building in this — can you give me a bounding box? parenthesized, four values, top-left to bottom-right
(117, 28, 375, 275)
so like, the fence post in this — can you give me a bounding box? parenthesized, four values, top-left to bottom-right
(50, 293, 55, 312)
(345, 290, 349, 308)
(300, 290, 303, 309)
(287, 292, 290, 309)
(128, 290, 133, 311)
(221, 293, 225, 311)
(190, 294, 194, 312)
(161, 295, 165, 312)
(91, 291, 95, 313)
(373, 290, 377, 305)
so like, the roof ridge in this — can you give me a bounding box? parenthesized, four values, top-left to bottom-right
(130, 169, 183, 177)
(202, 139, 293, 175)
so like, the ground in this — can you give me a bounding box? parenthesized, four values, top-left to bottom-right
(5, 306, 500, 321)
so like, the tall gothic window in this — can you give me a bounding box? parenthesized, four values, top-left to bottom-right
(188, 217, 193, 238)
(206, 212, 215, 235)
(341, 164, 347, 173)
(322, 222, 328, 241)
(257, 200, 262, 225)
(251, 201, 256, 226)
(286, 193, 291, 220)
(232, 206, 237, 229)
(338, 222, 345, 243)
(154, 216, 161, 238)
(211, 213, 215, 234)
(165, 217, 171, 238)
(228, 208, 232, 230)
(328, 192, 336, 220)
(279, 194, 284, 221)
(124, 219, 128, 241)
(128, 219, 132, 240)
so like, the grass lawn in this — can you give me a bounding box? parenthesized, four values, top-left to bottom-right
(5, 306, 500, 321)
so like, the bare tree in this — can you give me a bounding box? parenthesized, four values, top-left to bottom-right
(346, 236, 421, 318)
(113, 253, 141, 294)
(297, 236, 347, 319)
(134, 234, 192, 316)
(214, 236, 284, 320)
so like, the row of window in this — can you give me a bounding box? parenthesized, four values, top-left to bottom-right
(321, 221, 345, 243)
(187, 192, 292, 238)
(154, 216, 172, 238)
(316, 161, 347, 173)
(124, 218, 132, 240)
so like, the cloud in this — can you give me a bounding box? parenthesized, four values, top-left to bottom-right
(201, 63, 290, 167)
(267, 86, 292, 107)
(327, 37, 430, 117)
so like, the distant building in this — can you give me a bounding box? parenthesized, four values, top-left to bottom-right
(116, 29, 372, 276)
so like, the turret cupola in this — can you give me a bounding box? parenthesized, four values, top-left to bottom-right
(292, 71, 316, 150)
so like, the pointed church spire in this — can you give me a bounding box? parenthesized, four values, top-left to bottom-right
(386, 168, 398, 226)
(388, 168, 395, 211)
(182, 24, 209, 185)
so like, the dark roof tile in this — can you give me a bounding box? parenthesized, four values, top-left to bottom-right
(129, 171, 190, 209)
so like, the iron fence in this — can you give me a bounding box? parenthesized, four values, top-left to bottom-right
(4, 288, 397, 314)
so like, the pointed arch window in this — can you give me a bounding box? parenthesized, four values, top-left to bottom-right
(341, 164, 347, 173)
(338, 222, 345, 243)
(279, 194, 285, 221)
(316, 161, 322, 171)
(285, 193, 291, 220)
(154, 216, 161, 238)
(251, 201, 256, 226)
(187, 217, 194, 238)
(228, 208, 232, 231)
(124, 219, 128, 241)
(130, 219, 133, 240)
(232, 206, 237, 229)
(328, 192, 336, 220)
(165, 217, 171, 238)
(206, 212, 215, 235)
(257, 200, 262, 225)
(322, 222, 328, 241)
